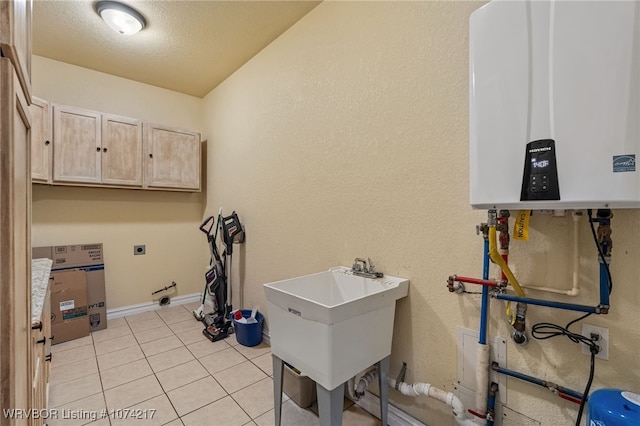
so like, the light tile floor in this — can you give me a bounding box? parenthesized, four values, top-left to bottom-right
(48, 302, 380, 426)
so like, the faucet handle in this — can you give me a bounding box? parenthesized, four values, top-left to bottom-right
(352, 259, 361, 272)
(368, 258, 375, 273)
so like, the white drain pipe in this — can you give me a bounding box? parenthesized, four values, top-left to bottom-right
(388, 378, 481, 426)
(349, 369, 483, 425)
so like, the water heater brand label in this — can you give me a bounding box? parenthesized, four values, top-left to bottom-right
(612, 155, 636, 172)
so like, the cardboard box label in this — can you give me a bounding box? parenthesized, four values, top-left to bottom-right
(90, 313, 102, 328)
(62, 307, 88, 321)
(59, 300, 75, 311)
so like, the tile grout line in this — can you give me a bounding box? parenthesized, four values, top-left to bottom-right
(105, 310, 180, 424)
(142, 306, 239, 424)
(51, 305, 274, 425)
(149, 310, 193, 425)
(155, 304, 252, 424)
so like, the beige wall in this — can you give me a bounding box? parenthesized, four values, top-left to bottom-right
(202, 2, 640, 425)
(31, 56, 208, 309)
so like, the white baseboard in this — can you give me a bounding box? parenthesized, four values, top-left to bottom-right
(262, 330, 271, 346)
(353, 392, 428, 426)
(107, 292, 202, 319)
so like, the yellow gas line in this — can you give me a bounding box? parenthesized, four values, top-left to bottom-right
(488, 226, 526, 297)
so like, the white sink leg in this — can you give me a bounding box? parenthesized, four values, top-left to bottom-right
(272, 354, 284, 426)
(378, 355, 390, 426)
(316, 382, 344, 426)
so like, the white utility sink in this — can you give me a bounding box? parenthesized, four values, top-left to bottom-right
(264, 266, 409, 390)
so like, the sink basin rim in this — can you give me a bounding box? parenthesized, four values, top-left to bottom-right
(263, 266, 409, 325)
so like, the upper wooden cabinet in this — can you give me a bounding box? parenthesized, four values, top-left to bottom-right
(101, 113, 143, 187)
(52, 106, 144, 187)
(40, 103, 200, 191)
(53, 105, 102, 184)
(30, 97, 52, 183)
(0, 0, 32, 102)
(144, 123, 201, 191)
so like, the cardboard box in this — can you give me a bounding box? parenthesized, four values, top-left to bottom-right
(33, 243, 107, 332)
(51, 243, 103, 269)
(32, 246, 53, 261)
(50, 270, 90, 344)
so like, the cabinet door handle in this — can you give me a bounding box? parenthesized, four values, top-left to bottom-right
(32, 323, 42, 331)
(103, 147, 108, 153)
(45, 354, 52, 362)
(36, 337, 46, 345)
(44, 140, 50, 146)
(149, 154, 153, 158)
(96, 147, 101, 152)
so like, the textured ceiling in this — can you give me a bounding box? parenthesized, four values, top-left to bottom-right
(33, 0, 321, 97)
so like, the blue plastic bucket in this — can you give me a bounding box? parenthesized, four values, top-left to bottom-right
(232, 309, 264, 347)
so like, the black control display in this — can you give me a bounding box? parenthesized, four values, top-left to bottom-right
(520, 139, 560, 201)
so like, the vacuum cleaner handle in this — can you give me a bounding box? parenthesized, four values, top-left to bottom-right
(221, 211, 245, 246)
(199, 216, 216, 236)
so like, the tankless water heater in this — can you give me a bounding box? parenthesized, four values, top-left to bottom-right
(469, 0, 639, 210)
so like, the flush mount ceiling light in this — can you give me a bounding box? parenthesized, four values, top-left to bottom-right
(95, 1, 146, 35)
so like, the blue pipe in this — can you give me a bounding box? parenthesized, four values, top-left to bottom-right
(494, 294, 598, 314)
(483, 239, 490, 279)
(480, 238, 491, 423)
(492, 364, 583, 401)
(479, 239, 490, 345)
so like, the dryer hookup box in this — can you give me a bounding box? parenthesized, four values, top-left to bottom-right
(33, 243, 107, 333)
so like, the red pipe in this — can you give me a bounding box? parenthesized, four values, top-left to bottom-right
(501, 254, 508, 281)
(558, 392, 582, 405)
(454, 275, 500, 287)
(467, 409, 486, 419)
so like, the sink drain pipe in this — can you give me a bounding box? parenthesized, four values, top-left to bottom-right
(388, 378, 479, 426)
(347, 368, 378, 401)
(347, 370, 481, 425)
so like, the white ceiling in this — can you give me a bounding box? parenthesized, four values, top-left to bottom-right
(33, 0, 321, 98)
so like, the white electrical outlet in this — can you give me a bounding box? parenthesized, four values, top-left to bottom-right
(581, 324, 609, 360)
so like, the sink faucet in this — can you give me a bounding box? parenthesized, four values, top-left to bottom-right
(352, 258, 368, 272)
(351, 258, 383, 278)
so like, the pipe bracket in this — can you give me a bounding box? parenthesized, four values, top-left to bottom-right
(395, 362, 407, 390)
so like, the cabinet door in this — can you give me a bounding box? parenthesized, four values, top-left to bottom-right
(42, 286, 51, 403)
(101, 114, 143, 187)
(144, 123, 201, 191)
(0, 57, 32, 423)
(30, 329, 45, 426)
(0, 0, 32, 102)
(53, 105, 102, 184)
(30, 97, 51, 183)
(29, 283, 49, 426)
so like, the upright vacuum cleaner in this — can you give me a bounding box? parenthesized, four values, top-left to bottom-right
(196, 210, 244, 342)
